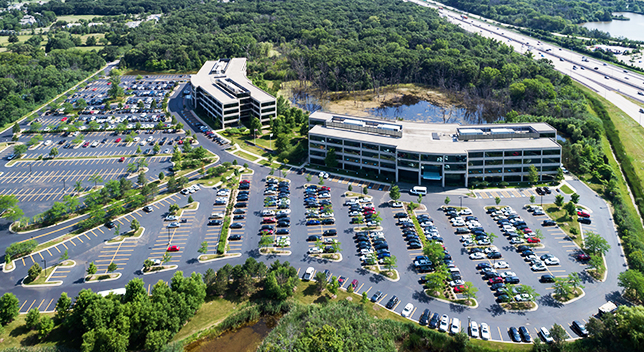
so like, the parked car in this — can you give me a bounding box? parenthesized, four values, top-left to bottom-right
(509, 327, 522, 342)
(572, 320, 589, 337)
(385, 295, 399, 309)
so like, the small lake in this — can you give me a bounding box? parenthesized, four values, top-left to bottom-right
(185, 318, 275, 352)
(580, 12, 644, 41)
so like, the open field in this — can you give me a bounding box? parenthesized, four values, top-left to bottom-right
(55, 15, 100, 22)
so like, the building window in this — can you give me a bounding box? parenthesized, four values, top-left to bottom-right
(398, 152, 419, 161)
(504, 150, 522, 157)
(310, 150, 325, 157)
(310, 157, 325, 165)
(445, 155, 467, 162)
(381, 162, 395, 169)
(468, 160, 483, 166)
(344, 140, 361, 148)
(363, 160, 378, 167)
(523, 158, 540, 164)
(363, 143, 379, 151)
(445, 164, 466, 171)
(397, 160, 419, 168)
(362, 151, 378, 159)
(344, 157, 360, 164)
(542, 157, 560, 164)
(380, 154, 395, 161)
(468, 152, 484, 158)
(524, 150, 541, 156)
(468, 168, 483, 174)
(485, 159, 502, 166)
(328, 146, 342, 153)
(485, 151, 503, 158)
(327, 138, 343, 145)
(485, 168, 502, 174)
(344, 148, 360, 156)
(542, 149, 561, 156)
(422, 154, 443, 162)
(542, 165, 560, 172)
(380, 146, 395, 154)
(504, 167, 521, 173)
(309, 142, 325, 150)
(504, 159, 522, 165)
(310, 135, 325, 142)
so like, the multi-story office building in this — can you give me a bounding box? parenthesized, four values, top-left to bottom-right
(308, 111, 561, 187)
(191, 58, 276, 128)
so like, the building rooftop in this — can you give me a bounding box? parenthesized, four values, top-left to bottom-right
(309, 111, 559, 154)
(191, 58, 275, 104)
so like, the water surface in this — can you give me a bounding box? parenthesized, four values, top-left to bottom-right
(580, 12, 644, 41)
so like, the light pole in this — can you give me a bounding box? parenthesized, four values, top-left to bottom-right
(460, 196, 463, 209)
(63, 179, 66, 190)
(540, 194, 543, 207)
(269, 133, 273, 150)
(42, 259, 47, 276)
(166, 226, 170, 244)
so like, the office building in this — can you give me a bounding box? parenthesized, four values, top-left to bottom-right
(191, 58, 276, 128)
(308, 111, 561, 187)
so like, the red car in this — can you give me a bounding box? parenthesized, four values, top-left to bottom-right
(453, 285, 467, 293)
(178, 140, 183, 144)
(83, 142, 90, 147)
(577, 211, 590, 218)
(107, 82, 111, 85)
(119, 157, 125, 162)
(527, 237, 541, 243)
(488, 277, 504, 284)
(363, 207, 375, 211)
(115, 138, 122, 143)
(167, 245, 180, 252)
(261, 229, 274, 235)
(92, 88, 97, 91)
(522, 228, 533, 234)
(262, 217, 277, 223)
(319, 186, 330, 191)
(577, 253, 591, 261)
(60, 117, 67, 122)
(240, 180, 250, 184)
(350, 279, 358, 289)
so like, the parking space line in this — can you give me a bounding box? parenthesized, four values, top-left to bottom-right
(26, 299, 37, 312)
(44, 298, 55, 312)
(498, 327, 504, 341)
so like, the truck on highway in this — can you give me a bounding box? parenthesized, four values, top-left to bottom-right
(581, 56, 589, 62)
(461, 15, 468, 19)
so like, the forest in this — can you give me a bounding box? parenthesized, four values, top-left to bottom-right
(27, 0, 200, 16)
(438, 0, 644, 34)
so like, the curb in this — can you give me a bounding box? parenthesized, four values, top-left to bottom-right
(259, 249, 292, 256)
(308, 253, 343, 263)
(551, 288, 586, 305)
(197, 253, 242, 263)
(183, 202, 200, 212)
(105, 227, 146, 245)
(141, 265, 178, 275)
(85, 273, 122, 283)
(364, 267, 400, 282)
(424, 291, 480, 309)
(502, 301, 539, 312)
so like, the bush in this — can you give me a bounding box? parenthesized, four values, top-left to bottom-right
(5, 240, 38, 259)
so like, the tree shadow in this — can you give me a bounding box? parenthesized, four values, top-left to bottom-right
(302, 283, 319, 297)
(369, 274, 385, 284)
(539, 294, 563, 308)
(186, 258, 199, 264)
(9, 324, 30, 338)
(449, 303, 466, 313)
(247, 248, 261, 258)
(412, 289, 431, 304)
(578, 270, 595, 285)
(485, 304, 506, 317)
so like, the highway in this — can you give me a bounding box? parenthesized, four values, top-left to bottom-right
(409, 0, 644, 125)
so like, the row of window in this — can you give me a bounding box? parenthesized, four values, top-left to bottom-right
(311, 135, 397, 154)
(469, 149, 560, 158)
(469, 157, 560, 166)
(468, 165, 560, 174)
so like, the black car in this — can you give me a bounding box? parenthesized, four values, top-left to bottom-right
(542, 219, 556, 226)
(540, 274, 555, 283)
(354, 236, 369, 242)
(237, 196, 249, 201)
(408, 242, 422, 249)
(230, 222, 243, 229)
(105, 221, 115, 229)
(519, 326, 532, 342)
(208, 219, 223, 226)
(419, 309, 431, 326)
(517, 245, 530, 252)
(521, 250, 534, 257)
(394, 212, 408, 218)
(233, 214, 245, 220)
(578, 217, 592, 224)
(307, 235, 321, 242)
(233, 209, 246, 214)
(323, 229, 337, 236)
(505, 276, 520, 284)
(234, 202, 247, 208)
(572, 320, 589, 337)
(428, 313, 440, 329)
(496, 294, 511, 303)
(487, 252, 502, 259)
(276, 229, 289, 234)
(476, 262, 491, 270)
(228, 234, 242, 240)
(543, 187, 552, 194)
(143, 206, 153, 212)
(385, 295, 399, 309)
(509, 327, 522, 342)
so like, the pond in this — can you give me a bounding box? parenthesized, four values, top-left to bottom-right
(184, 318, 275, 352)
(580, 12, 644, 42)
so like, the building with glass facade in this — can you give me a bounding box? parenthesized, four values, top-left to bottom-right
(307, 111, 562, 187)
(191, 58, 276, 128)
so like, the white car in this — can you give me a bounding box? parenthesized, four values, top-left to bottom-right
(262, 209, 275, 216)
(448, 279, 465, 287)
(460, 235, 472, 242)
(539, 327, 554, 344)
(493, 261, 510, 269)
(470, 321, 479, 339)
(133, 137, 141, 142)
(452, 220, 465, 227)
(209, 213, 224, 219)
(349, 211, 361, 216)
(532, 263, 547, 271)
(401, 303, 414, 318)
(44, 140, 53, 146)
(461, 240, 474, 247)
(514, 294, 533, 302)
(500, 271, 516, 278)
(438, 314, 449, 332)
(164, 215, 178, 221)
(484, 246, 498, 254)
(303, 267, 315, 281)
(510, 238, 524, 244)
(391, 201, 403, 208)
(277, 209, 291, 215)
(450, 318, 461, 335)
(544, 257, 560, 265)
(308, 247, 322, 254)
(359, 248, 374, 255)
(480, 323, 491, 340)
(469, 252, 486, 260)
(167, 222, 180, 228)
(146, 136, 154, 142)
(477, 239, 490, 246)
(459, 208, 472, 215)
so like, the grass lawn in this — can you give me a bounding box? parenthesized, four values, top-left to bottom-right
(0, 35, 32, 45)
(560, 184, 574, 194)
(0, 312, 81, 349)
(55, 14, 100, 22)
(544, 204, 583, 247)
(108, 227, 144, 243)
(173, 297, 239, 341)
(184, 202, 199, 210)
(233, 150, 260, 162)
(553, 288, 583, 302)
(470, 338, 532, 351)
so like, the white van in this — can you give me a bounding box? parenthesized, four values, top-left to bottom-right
(410, 186, 427, 195)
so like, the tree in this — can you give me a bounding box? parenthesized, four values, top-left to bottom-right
(305, 174, 312, 182)
(382, 255, 397, 272)
(550, 324, 567, 346)
(554, 194, 565, 207)
(60, 249, 68, 262)
(423, 241, 445, 266)
(444, 196, 451, 205)
(389, 184, 400, 201)
(530, 195, 536, 203)
(424, 269, 448, 294)
(555, 168, 564, 182)
(137, 172, 147, 187)
(487, 232, 498, 244)
(571, 193, 580, 204)
(107, 262, 118, 273)
(188, 195, 194, 203)
(361, 292, 369, 304)
(130, 218, 140, 232)
(158, 172, 165, 180)
(54, 292, 71, 322)
(527, 164, 539, 183)
(198, 241, 208, 255)
(553, 278, 572, 298)
(169, 203, 180, 215)
(619, 270, 644, 302)
(314, 272, 327, 292)
(162, 252, 172, 264)
(38, 316, 54, 340)
(461, 281, 478, 304)
(568, 272, 584, 292)
(327, 276, 339, 295)
(12, 123, 20, 135)
(28, 262, 42, 282)
(13, 144, 27, 158)
(495, 196, 501, 205)
(86, 35, 97, 46)
(259, 235, 273, 249)
(585, 232, 611, 256)
(48, 146, 59, 158)
(153, 143, 160, 154)
(26, 308, 41, 330)
(74, 181, 83, 193)
(89, 173, 103, 188)
(0, 293, 20, 325)
(363, 186, 368, 195)
(588, 254, 604, 273)
(324, 148, 338, 168)
(516, 284, 540, 300)
(86, 262, 97, 276)
(143, 259, 154, 271)
(250, 117, 262, 139)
